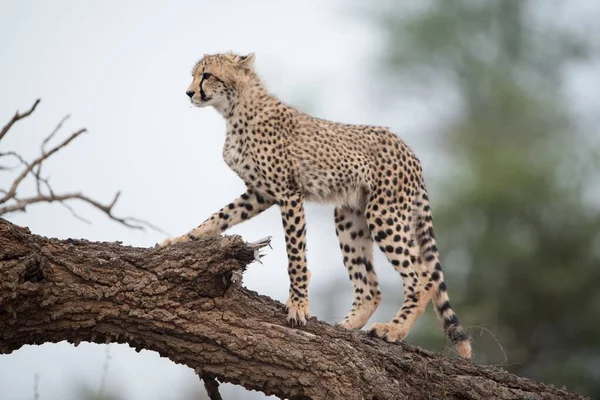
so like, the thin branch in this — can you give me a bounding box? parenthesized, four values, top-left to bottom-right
(35, 115, 70, 193)
(0, 128, 86, 205)
(69, 191, 167, 232)
(0, 99, 40, 142)
(58, 201, 93, 224)
(0, 151, 31, 171)
(119, 216, 169, 235)
(42, 114, 70, 149)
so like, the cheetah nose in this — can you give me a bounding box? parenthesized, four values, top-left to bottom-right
(186, 90, 195, 98)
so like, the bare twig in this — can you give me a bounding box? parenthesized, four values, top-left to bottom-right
(0, 128, 86, 205)
(58, 201, 93, 224)
(42, 114, 70, 149)
(0, 151, 29, 169)
(35, 115, 70, 194)
(121, 216, 169, 235)
(0, 151, 31, 171)
(0, 99, 40, 142)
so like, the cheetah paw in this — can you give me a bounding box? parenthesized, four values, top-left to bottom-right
(158, 235, 190, 247)
(337, 320, 354, 330)
(337, 318, 367, 330)
(336, 307, 376, 330)
(368, 322, 408, 343)
(286, 299, 311, 327)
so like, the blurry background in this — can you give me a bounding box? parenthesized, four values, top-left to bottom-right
(1, 0, 599, 399)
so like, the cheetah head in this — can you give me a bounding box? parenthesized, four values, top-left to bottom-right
(187, 52, 256, 112)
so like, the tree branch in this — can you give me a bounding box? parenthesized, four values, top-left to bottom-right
(0, 218, 587, 400)
(0, 99, 165, 234)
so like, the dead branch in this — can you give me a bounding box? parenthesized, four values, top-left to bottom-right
(0, 218, 587, 400)
(0, 99, 164, 233)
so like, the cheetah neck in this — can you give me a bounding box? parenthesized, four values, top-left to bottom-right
(221, 82, 284, 180)
(222, 82, 274, 120)
(223, 85, 274, 141)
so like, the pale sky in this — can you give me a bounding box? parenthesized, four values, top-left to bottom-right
(1, 1, 598, 399)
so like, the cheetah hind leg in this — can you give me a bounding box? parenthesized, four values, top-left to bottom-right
(365, 198, 432, 342)
(334, 207, 382, 330)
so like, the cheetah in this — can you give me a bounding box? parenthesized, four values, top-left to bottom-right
(161, 52, 472, 359)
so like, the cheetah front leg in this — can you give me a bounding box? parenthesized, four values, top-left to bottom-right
(160, 189, 274, 246)
(279, 194, 311, 326)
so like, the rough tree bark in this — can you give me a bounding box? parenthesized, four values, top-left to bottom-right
(0, 218, 587, 400)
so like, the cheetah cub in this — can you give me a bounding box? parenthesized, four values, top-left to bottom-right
(161, 52, 471, 358)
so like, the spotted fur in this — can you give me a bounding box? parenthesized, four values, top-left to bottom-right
(161, 52, 471, 358)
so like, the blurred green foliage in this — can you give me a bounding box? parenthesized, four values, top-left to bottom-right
(353, 0, 600, 396)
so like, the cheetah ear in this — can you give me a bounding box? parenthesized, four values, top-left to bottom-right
(238, 53, 255, 68)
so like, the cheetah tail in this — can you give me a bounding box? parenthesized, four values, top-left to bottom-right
(432, 271, 472, 359)
(415, 188, 472, 359)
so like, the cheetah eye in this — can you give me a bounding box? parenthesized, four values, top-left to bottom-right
(202, 72, 212, 80)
